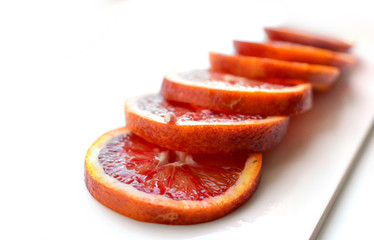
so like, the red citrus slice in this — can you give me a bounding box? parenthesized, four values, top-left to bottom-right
(264, 26, 353, 52)
(209, 52, 340, 91)
(125, 94, 289, 154)
(234, 41, 356, 70)
(161, 69, 312, 116)
(85, 127, 262, 224)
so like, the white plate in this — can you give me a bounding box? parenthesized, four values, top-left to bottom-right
(78, 34, 374, 240)
(83, 45, 374, 240)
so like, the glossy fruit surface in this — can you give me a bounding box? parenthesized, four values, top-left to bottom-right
(85, 127, 262, 224)
(161, 69, 312, 116)
(209, 52, 340, 91)
(125, 94, 289, 154)
(234, 41, 356, 70)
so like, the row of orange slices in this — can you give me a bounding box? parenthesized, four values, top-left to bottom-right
(85, 27, 355, 224)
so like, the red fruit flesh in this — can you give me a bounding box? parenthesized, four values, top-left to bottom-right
(175, 69, 286, 90)
(161, 70, 312, 116)
(138, 95, 265, 122)
(98, 132, 247, 201)
(209, 52, 340, 90)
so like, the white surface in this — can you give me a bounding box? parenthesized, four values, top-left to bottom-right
(1, 1, 374, 240)
(318, 126, 374, 240)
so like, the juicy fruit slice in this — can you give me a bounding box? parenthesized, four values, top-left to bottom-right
(125, 94, 289, 154)
(209, 52, 340, 91)
(161, 69, 312, 116)
(265, 26, 353, 52)
(85, 127, 262, 224)
(234, 41, 356, 70)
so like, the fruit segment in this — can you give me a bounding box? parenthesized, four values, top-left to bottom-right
(161, 69, 312, 116)
(234, 41, 356, 70)
(209, 52, 340, 91)
(85, 127, 262, 224)
(125, 94, 289, 154)
(264, 26, 353, 52)
(99, 132, 244, 200)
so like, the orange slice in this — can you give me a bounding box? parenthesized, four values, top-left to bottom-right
(234, 41, 356, 70)
(264, 26, 353, 52)
(125, 94, 289, 154)
(85, 127, 262, 224)
(209, 52, 340, 91)
(161, 69, 312, 116)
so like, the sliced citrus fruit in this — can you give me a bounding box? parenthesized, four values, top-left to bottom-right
(85, 127, 262, 224)
(125, 94, 289, 154)
(209, 52, 340, 91)
(234, 41, 356, 70)
(161, 69, 312, 116)
(264, 26, 353, 52)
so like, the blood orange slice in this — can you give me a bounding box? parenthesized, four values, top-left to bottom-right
(125, 94, 289, 154)
(161, 69, 312, 116)
(264, 26, 353, 52)
(85, 127, 262, 224)
(209, 52, 340, 91)
(234, 41, 356, 70)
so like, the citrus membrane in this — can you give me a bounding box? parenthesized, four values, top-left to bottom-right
(98, 131, 248, 201)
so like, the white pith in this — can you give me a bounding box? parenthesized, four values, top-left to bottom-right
(164, 112, 177, 123)
(155, 150, 196, 166)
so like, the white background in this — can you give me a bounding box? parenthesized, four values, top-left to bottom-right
(1, 0, 373, 239)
